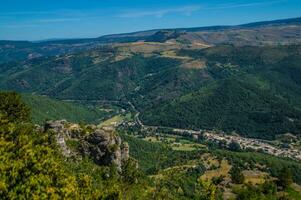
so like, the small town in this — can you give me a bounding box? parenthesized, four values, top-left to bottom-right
(202, 131, 301, 161)
(170, 127, 301, 161)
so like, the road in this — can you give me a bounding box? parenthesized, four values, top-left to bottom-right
(62, 98, 301, 161)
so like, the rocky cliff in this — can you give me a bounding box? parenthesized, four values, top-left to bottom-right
(44, 120, 129, 171)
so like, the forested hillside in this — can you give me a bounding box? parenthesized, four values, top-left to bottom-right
(21, 94, 108, 124)
(140, 45, 301, 139)
(0, 44, 301, 139)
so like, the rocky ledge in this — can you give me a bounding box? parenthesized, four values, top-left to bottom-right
(44, 120, 130, 171)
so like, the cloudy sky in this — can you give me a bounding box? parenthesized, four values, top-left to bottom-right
(0, 0, 300, 40)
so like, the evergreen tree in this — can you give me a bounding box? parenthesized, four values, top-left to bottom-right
(0, 92, 30, 123)
(277, 167, 293, 189)
(230, 166, 245, 184)
(228, 140, 241, 152)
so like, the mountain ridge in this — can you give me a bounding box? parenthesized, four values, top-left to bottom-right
(1, 16, 300, 43)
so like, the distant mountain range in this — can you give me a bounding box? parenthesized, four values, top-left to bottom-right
(1, 17, 301, 63)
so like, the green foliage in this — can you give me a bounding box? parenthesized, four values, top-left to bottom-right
(0, 93, 102, 199)
(212, 175, 225, 185)
(277, 168, 293, 189)
(121, 158, 141, 184)
(149, 169, 215, 200)
(213, 149, 301, 185)
(1, 41, 301, 198)
(197, 180, 219, 200)
(1, 36, 301, 140)
(120, 133, 204, 174)
(62, 157, 148, 199)
(1, 45, 301, 139)
(0, 92, 30, 123)
(21, 94, 106, 124)
(234, 181, 277, 200)
(0, 122, 88, 199)
(286, 187, 301, 200)
(142, 78, 301, 140)
(228, 140, 242, 152)
(0, 91, 148, 199)
(230, 166, 245, 184)
(141, 45, 301, 139)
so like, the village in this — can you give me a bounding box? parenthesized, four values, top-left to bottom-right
(168, 126, 301, 161)
(201, 131, 301, 161)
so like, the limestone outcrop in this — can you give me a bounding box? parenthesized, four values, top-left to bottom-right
(44, 120, 129, 171)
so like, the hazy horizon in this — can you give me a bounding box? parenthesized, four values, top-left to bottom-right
(1, 0, 301, 41)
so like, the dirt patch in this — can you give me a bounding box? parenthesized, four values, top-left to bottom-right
(292, 183, 301, 193)
(161, 50, 191, 60)
(191, 42, 212, 48)
(242, 170, 268, 185)
(200, 159, 231, 181)
(114, 52, 133, 62)
(181, 59, 206, 69)
(114, 42, 180, 54)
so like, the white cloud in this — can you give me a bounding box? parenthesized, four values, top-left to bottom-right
(116, 1, 283, 18)
(37, 18, 81, 23)
(209, 0, 284, 10)
(117, 5, 201, 18)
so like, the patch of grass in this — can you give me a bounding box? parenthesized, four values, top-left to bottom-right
(143, 136, 160, 142)
(181, 60, 206, 69)
(171, 143, 205, 151)
(66, 139, 80, 151)
(200, 159, 231, 181)
(161, 50, 191, 60)
(99, 115, 124, 127)
(286, 186, 301, 200)
(242, 170, 268, 185)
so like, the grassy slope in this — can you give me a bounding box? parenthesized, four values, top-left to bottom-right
(22, 94, 106, 124)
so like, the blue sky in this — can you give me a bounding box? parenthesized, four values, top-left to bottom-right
(0, 0, 300, 41)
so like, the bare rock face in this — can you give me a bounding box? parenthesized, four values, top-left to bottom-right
(80, 129, 129, 171)
(80, 129, 120, 165)
(44, 120, 71, 157)
(44, 120, 130, 171)
(44, 120, 67, 133)
(121, 142, 129, 161)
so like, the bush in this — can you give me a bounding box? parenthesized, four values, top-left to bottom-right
(230, 166, 245, 184)
(228, 140, 241, 152)
(277, 167, 293, 190)
(0, 92, 30, 123)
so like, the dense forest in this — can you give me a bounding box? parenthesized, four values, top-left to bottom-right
(139, 45, 301, 139)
